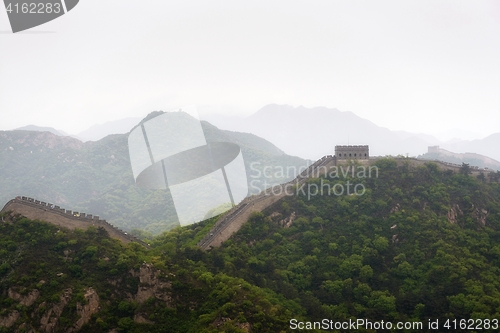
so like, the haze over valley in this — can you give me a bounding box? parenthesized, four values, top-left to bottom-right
(15, 104, 500, 164)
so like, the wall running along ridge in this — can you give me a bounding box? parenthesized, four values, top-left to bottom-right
(198, 154, 497, 250)
(198, 155, 336, 250)
(0, 197, 148, 247)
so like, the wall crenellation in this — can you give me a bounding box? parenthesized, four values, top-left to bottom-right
(6, 196, 148, 247)
(198, 154, 336, 249)
(335, 145, 369, 160)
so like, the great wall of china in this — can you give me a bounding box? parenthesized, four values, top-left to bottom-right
(0, 197, 148, 247)
(392, 156, 495, 175)
(198, 155, 498, 250)
(198, 155, 337, 249)
(1, 155, 496, 251)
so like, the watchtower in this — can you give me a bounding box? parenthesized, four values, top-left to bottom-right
(335, 145, 369, 160)
(428, 146, 440, 154)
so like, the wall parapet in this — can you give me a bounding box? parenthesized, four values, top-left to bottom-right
(3, 196, 148, 247)
(335, 145, 369, 160)
(198, 155, 336, 249)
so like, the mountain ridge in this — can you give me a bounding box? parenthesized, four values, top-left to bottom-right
(0, 115, 309, 234)
(203, 104, 500, 161)
(14, 125, 68, 137)
(12, 105, 500, 162)
(419, 146, 500, 171)
(2, 156, 500, 331)
(0, 196, 146, 246)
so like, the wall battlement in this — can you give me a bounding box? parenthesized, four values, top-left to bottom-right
(335, 145, 369, 160)
(198, 153, 498, 250)
(198, 155, 336, 249)
(1, 197, 148, 247)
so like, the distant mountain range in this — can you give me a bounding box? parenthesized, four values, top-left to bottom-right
(16, 118, 143, 142)
(203, 104, 500, 161)
(203, 105, 436, 159)
(15, 104, 500, 162)
(442, 133, 500, 163)
(1, 114, 307, 234)
(15, 125, 68, 137)
(419, 146, 500, 171)
(75, 117, 142, 141)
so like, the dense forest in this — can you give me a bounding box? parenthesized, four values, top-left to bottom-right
(1, 158, 500, 332)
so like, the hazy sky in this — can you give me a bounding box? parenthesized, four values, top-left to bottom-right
(1, 1, 499, 138)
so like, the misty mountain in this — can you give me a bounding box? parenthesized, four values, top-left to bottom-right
(204, 104, 444, 159)
(14, 125, 68, 137)
(392, 130, 441, 144)
(200, 113, 246, 133)
(0, 114, 307, 234)
(76, 117, 142, 142)
(419, 146, 500, 171)
(433, 128, 484, 142)
(441, 133, 500, 163)
(203, 104, 500, 163)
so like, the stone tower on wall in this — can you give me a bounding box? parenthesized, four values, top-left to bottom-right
(335, 145, 369, 160)
(428, 146, 440, 154)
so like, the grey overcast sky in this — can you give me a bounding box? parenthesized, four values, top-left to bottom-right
(1, 0, 499, 137)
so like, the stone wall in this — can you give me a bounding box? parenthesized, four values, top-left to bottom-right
(0, 197, 147, 247)
(199, 153, 497, 250)
(198, 155, 336, 249)
(335, 145, 369, 160)
(428, 145, 440, 153)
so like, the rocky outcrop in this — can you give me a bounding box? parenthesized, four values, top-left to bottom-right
(131, 263, 173, 306)
(238, 322, 251, 332)
(0, 310, 19, 328)
(133, 313, 154, 324)
(447, 204, 463, 224)
(212, 317, 251, 332)
(8, 288, 40, 307)
(390, 203, 400, 213)
(16, 322, 36, 333)
(473, 205, 488, 226)
(11, 264, 174, 330)
(392, 234, 399, 243)
(39, 288, 72, 333)
(447, 203, 488, 226)
(68, 288, 100, 332)
(279, 211, 296, 228)
(63, 249, 72, 262)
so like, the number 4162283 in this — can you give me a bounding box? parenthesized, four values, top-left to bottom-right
(5, 2, 62, 14)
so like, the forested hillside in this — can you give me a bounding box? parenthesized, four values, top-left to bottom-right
(0, 116, 308, 235)
(193, 159, 500, 331)
(0, 213, 299, 332)
(2, 158, 500, 332)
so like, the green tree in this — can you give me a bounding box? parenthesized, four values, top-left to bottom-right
(459, 162, 471, 176)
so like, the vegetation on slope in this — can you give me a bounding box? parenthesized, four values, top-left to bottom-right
(2, 158, 500, 332)
(0, 118, 308, 235)
(0, 214, 303, 332)
(181, 159, 500, 332)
